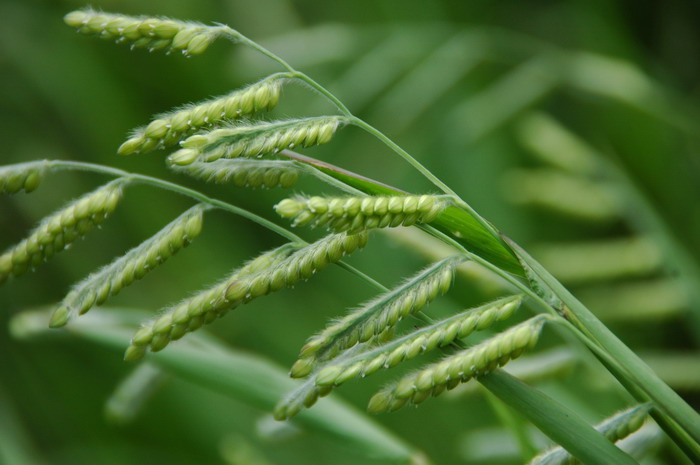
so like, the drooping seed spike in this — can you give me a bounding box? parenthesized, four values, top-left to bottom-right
(169, 159, 299, 188)
(291, 256, 465, 377)
(527, 403, 652, 465)
(118, 74, 288, 155)
(1, 180, 126, 286)
(124, 243, 299, 360)
(49, 205, 206, 327)
(65, 8, 225, 57)
(0, 162, 47, 195)
(368, 316, 547, 414)
(275, 194, 448, 233)
(178, 116, 346, 163)
(124, 232, 367, 360)
(308, 295, 523, 386)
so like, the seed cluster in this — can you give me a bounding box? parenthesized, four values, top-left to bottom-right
(0, 163, 45, 195)
(276, 195, 446, 233)
(0, 181, 124, 285)
(314, 295, 523, 387)
(50, 205, 205, 328)
(367, 316, 547, 413)
(175, 117, 344, 163)
(170, 159, 299, 189)
(290, 256, 463, 378)
(64, 9, 222, 56)
(119, 76, 285, 155)
(125, 232, 368, 361)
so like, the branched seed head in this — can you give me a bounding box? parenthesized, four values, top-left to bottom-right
(313, 295, 523, 387)
(175, 116, 346, 163)
(50, 205, 206, 328)
(124, 232, 367, 361)
(170, 159, 299, 188)
(0, 162, 46, 195)
(276, 194, 447, 233)
(0, 180, 125, 286)
(64, 9, 225, 57)
(528, 403, 652, 465)
(367, 316, 547, 414)
(290, 256, 464, 378)
(118, 75, 287, 155)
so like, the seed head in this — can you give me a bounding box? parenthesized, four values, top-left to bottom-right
(1, 180, 125, 286)
(65, 9, 224, 57)
(276, 195, 447, 233)
(309, 295, 523, 386)
(124, 233, 367, 360)
(367, 316, 547, 414)
(291, 256, 463, 378)
(118, 75, 287, 155)
(50, 205, 205, 328)
(169, 159, 299, 189)
(177, 117, 346, 163)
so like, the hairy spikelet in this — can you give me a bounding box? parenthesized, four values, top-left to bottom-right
(0, 180, 125, 286)
(528, 403, 652, 465)
(125, 232, 368, 361)
(170, 159, 299, 188)
(275, 195, 447, 233)
(171, 116, 346, 164)
(290, 256, 464, 378)
(0, 162, 45, 194)
(124, 244, 297, 361)
(367, 316, 547, 414)
(49, 205, 206, 328)
(314, 295, 523, 387)
(64, 9, 224, 56)
(119, 75, 287, 155)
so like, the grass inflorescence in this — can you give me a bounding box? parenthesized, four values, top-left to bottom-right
(275, 194, 447, 233)
(1, 179, 125, 285)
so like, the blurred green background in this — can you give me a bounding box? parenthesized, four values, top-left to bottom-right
(1, 0, 699, 463)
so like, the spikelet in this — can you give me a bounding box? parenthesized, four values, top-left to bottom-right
(50, 205, 206, 328)
(290, 256, 464, 378)
(367, 316, 547, 414)
(123, 243, 297, 361)
(170, 159, 299, 188)
(0, 162, 46, 194)
(0, 180, 125, 286)
(314, 295, 523, 387)
(528, 403, 652, 465)
(276, 195, 447, 233)
(125, 232, 368, 361)
(64, 9, 224, 56)
(119, 75, 287, 155)
(172, 116, 346, 164)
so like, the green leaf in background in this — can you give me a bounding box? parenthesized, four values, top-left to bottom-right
(10, 308, 423, 465)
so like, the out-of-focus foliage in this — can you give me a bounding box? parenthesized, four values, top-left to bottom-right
(1, 0, 699, 464)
